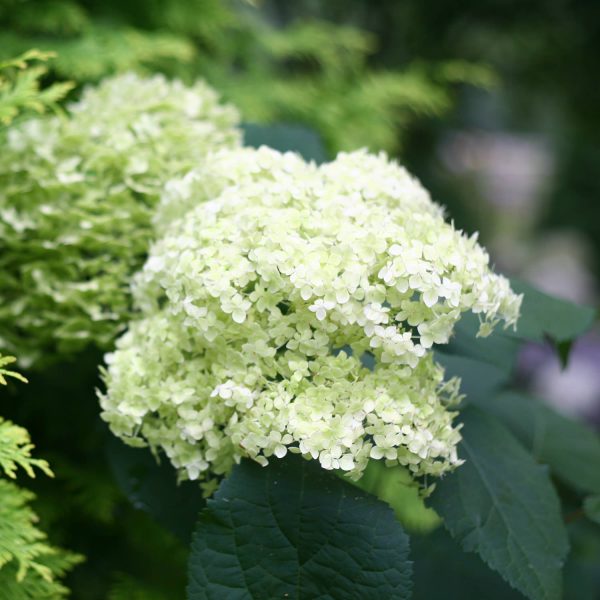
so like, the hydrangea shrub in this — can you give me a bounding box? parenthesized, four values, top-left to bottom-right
(0, 38, 596, 600)
(100, 148, 521, 484)
(0, 73, 240, 365)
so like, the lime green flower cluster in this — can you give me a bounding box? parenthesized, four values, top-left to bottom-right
(0, 73, 240, 365)
(100, 147, 521, 483)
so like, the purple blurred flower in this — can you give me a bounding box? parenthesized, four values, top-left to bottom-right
(518, 330, 600, 424)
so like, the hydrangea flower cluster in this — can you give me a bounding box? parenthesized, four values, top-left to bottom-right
(100, 148, 521, 483)
(0, 73, 240, 365)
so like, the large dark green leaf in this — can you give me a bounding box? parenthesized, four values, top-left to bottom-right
(583, 495, 600, 525)
(412, 527, 523, 600)
(441, 280, 595, 374)
(430, 406, 569, 600)
(242, 122, 328, 163)
(107, 438, 204, 543)
(187, 454, 412, 600)
(563, 519, 600, 600)
(510, 280, 596, 344)
(446, 312, 521, 378)
(434, 351, 509, 402)
(474, 392, 600, 495)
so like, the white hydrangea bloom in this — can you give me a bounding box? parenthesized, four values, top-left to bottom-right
(0, 73, 240, 364)
(153, 145, 311, 234)
(100, 148, 521, 483)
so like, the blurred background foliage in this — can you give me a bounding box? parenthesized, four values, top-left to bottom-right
(1, 0, 599, 598)
(0, 0, 495, 154)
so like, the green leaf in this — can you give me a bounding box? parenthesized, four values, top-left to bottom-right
(242, 122, 328, 163)
(510, 280, 596, 345)
(563, 519, 600, 600)
(412, 527, 523, 600)
(430, 406, 569, 600)
(350, 460, 440, 533)
(583, 496, 600, 525)
(446, 312, 521, 378)
(474, 392, 600, 495)
(434, 351, 509, 402)
(107, 438, 204, 543)
(188, 454, 412, 600)
(442, 282, 596, 377)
